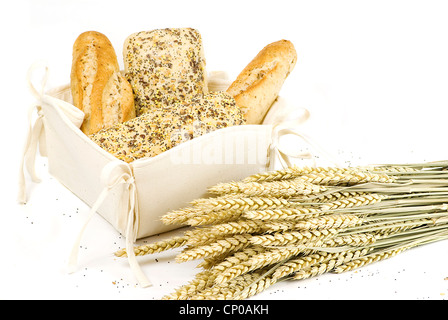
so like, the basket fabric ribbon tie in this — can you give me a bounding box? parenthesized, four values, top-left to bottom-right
(67, 160, 152, 288)
(18, 62, 50, 204)
(266, 103, 341, 171)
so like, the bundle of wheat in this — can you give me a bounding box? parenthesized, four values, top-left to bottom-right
(114, 160, 448, 299)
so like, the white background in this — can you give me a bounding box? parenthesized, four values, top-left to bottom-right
(2, 0, 448, 300)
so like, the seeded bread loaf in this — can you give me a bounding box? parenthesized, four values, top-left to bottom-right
(123, 28, 208, 116)
(90, 92, 245, 163)
(226, 40, 297, 124)
(71, 31, 136, 135)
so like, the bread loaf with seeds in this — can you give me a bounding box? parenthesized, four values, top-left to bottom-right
(123, 28, 208, 116)
(90, 92, 245, 163)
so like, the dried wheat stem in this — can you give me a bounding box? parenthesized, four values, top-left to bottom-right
(176, 234, 252, 262)
(186, 209, 243, 226)
(244, 207, 320, 220)
(191, 196, 294, 212)
(163, 197, 284, 226)
(292, 214, 364, 230)
(292, 248, 370, 280)
(161, 270, 217, 300)
(250, 229, 339, 247)
(214, 246, 303, 285)
(114, 236, 188, 257)
(333, 246, 411, 273)
(185, 230, 233, 246)
(209, 179, 327, 197)
(298, 171, 396, 186)
(292, 191, 370, 203)
(196, 246, 264, 270)
(193, 219, 267, 240)
(161, 207, 202, 225)
(190, 268, 275, 300)
(188, 273, 257, 300)
(189, 194, 242, 206)
(262, 218, 360, 233)
(184, 220, 263, 246)
(232, 272, 277, 300)
(242, 166, 362, 183)
(344, 218, 437, 237)
(272, 251, 337, 280)
(242, 166, 320, 182)
(362, 166, 420, 174)
(245, 194, 383, 222)
(319, 194, 385, 211)
(207, 245, 266, 274)
(322, 232, 378, 247)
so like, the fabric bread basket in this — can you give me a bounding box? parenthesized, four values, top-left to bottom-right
(18, 62, 328, 287)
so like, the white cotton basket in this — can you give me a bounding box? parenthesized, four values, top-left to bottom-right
(42, 83, 275, 239)
(20, 66, 309, 287)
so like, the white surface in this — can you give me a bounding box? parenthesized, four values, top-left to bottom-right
(2, 0, 448, 300)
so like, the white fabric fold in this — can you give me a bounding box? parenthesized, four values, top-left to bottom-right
(18, 103, 44, 204)
(18, 61, 50, 204)
(18, 62, 84, 203)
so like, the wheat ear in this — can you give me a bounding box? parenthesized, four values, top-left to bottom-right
(114, 236, 188, 257)
(298, 171, 396, 186)
(176, 234, 252, 262)
(250, 229, 339, 247)
(161, 270, 217, 300)
(208, 179, 327, 197)
(333, 246, 411, 273)
(242, 166, 365, 183)
(213, 246, 304, 285)
(189, 268, 276, 300)
(292, 248, 370, 280)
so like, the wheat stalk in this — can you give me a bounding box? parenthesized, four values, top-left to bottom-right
(187, 219, 266, 243)
(250, 228, 339, 247)
(209, 178, 327, 197)
(291, 248, 370, 280)
(161, 270, 217, 300)
(243, 207, 321, 220)
(242, 166, 371, 183)
(114, 236, 188, 257)
(189, 268, 276, 300)
(292, 214, 363, 230)
(206, 245, 266, 274)
(242, 166, 329, 182)
(176, 234, 253, 262)
(298, 171, 396, 186)
(333, 246, 410, 273)
(261, 215, 362, 233)
(214, 246, 304, 285)
(185, 209, 244, 226)
(191, 195, 294, 212)
(272, 251, 337, 280)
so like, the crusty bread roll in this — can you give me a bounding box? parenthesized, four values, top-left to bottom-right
(71, 31, 135, 135)
(90, 92, 245, 163)
(123, 28, 208, 116)
(226, 40, 297, 124)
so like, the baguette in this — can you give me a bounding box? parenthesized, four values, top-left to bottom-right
(226, 40, 297, 124)
(123, 28, 208, 116)
(90, 92, 245, 163)
(71, 31, 135, 135)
